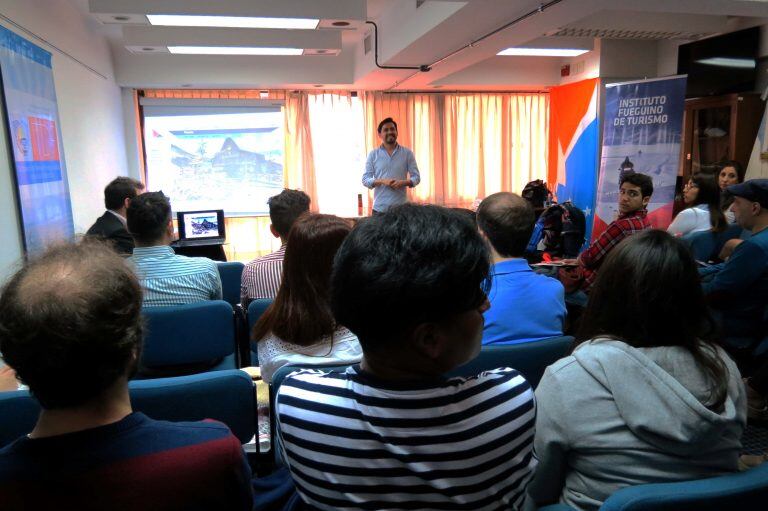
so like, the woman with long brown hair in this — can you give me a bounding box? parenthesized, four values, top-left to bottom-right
(252, 214, 361, 382)
(528, 230, 746, 511)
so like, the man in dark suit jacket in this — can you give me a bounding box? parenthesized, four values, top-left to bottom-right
(86, 177, 144, 255)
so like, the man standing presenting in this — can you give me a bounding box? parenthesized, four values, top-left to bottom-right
(362, 118, 420, 214)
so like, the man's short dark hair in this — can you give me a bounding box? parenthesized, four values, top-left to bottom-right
(268, 189, 311, 238)
(104, 177, 144, 211)
(377, 117, 397, 133)
(126, 192, 172, 244)
(331, 204, 490, 351)
(477, 192, 535, 258)
(620, 172, 654, 198)
(0, 241, 143, 409)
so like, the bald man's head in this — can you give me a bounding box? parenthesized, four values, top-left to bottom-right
(0, 241, 143, 409)
(476, 192, 535, 258)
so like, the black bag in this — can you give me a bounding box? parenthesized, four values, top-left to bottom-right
(539, 202, 586, 258)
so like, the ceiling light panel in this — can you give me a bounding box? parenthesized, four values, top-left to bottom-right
(497, 48, 589, 57)
(88, 0, 366, 23)
(167, 46, 303, 55)
(147, 15, 319, 29)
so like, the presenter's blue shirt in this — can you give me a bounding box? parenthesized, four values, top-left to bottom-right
(362, 144, 420, 212)
(482, 258, 566, 345)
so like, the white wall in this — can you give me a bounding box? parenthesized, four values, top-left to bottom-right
(0, 0, 129, 279)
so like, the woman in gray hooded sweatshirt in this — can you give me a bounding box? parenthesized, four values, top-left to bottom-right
(528, 229, 746, 511)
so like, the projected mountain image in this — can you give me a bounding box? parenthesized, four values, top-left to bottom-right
(144, 111, 285, 215)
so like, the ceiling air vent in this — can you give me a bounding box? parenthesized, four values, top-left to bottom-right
(551, 27, 710, 40)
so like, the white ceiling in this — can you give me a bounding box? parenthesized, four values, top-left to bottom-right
(71, 0, 768, 90)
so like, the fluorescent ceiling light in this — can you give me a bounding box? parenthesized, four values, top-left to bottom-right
(147, 14, 319, 30)
(497, 48, 589, 57)
(168, 46, 303, 55)
(696, 57, 756, 69)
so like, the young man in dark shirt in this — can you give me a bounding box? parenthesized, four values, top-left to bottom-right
(0, 241, 253, 510)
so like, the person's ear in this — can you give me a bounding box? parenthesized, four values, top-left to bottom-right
(642, 195, 651, 208)
(123, 197, 131, 210)
(269, 224, 280, 238)
(411, 322, 447, 360)
(166, 219, 174, 236)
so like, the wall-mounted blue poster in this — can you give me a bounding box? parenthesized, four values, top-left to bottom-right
(0, 26, 73, 254)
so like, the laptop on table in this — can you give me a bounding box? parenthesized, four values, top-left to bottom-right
(174, 210, 226, 247)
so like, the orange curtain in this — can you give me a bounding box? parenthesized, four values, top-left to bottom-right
(362, 92, 549, 208)
(283, 92, 318, 211)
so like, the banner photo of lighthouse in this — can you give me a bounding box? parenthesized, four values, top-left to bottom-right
(593, 76, 687, 239)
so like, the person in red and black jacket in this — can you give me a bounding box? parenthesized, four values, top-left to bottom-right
(578, 172, 654, 289)
(0, 241, 253, 511)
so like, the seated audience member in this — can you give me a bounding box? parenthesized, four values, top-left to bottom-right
(127, 192, 222, 307)
(578, 172, 653, 289)
(700, 179, 768, 339)
(252, 214, 361, 383)
(476, 192, 565, 344)
(0, 241, 253, 510)
(667, 173, 727, 237)
(86, 177, 144, 255)
(718, 160, 743, 223)
(277, 205, 537, 511)
(241, 189, 310, 306)
(528, 230, 746, 511)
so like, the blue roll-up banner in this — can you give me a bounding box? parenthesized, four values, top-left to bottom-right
(593, 76, 687, 238)
(0, 25, 73, 254)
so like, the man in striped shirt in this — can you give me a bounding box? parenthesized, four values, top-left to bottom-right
(127, 192, 222, 307)
(277, 204, 537, 511)
(241, 189, 310, 306)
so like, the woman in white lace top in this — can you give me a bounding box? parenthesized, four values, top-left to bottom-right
(252, 214, 362, 382)
(668, 173, 726, 237)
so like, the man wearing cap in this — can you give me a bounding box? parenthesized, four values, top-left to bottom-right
(700, 178, 768, 339)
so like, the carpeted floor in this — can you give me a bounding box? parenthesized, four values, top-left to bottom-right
(742, 422, 768, 455)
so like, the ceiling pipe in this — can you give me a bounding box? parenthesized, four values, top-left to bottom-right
(365, 20, 431, 71)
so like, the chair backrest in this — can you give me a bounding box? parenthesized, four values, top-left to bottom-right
(247, 299, 274, 332)
(0, 370, 256, 448)
(130, 369, 256, 443)
(248, 299, 273, 366)
(681, 231, 717, 261)
(600, 463, 768, 511)
(141, 300, 235, 368)
(0, 389, 40, 448)
(217, 262, 245, 306)
(447, 336, 574, 388)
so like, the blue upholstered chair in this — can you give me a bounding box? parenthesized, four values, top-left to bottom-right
(139, 300, 237, 378)
(247, 299, 273, 366)
(447, 335, 574, 388)
(0, 389, 40, 448)
(681, 224, 745, 262)
(540, 462, 768, 510)
(0, 370, 256, 447)
(217, 261, 245, 307)
(681, 231, 717, 261)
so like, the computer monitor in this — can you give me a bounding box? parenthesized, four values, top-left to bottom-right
(176, 210, 226, 241)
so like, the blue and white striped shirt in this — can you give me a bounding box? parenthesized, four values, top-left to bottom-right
(277, 366, 536, 511)
(128, 246, 222, 307)
(362, 144, 420, 212)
